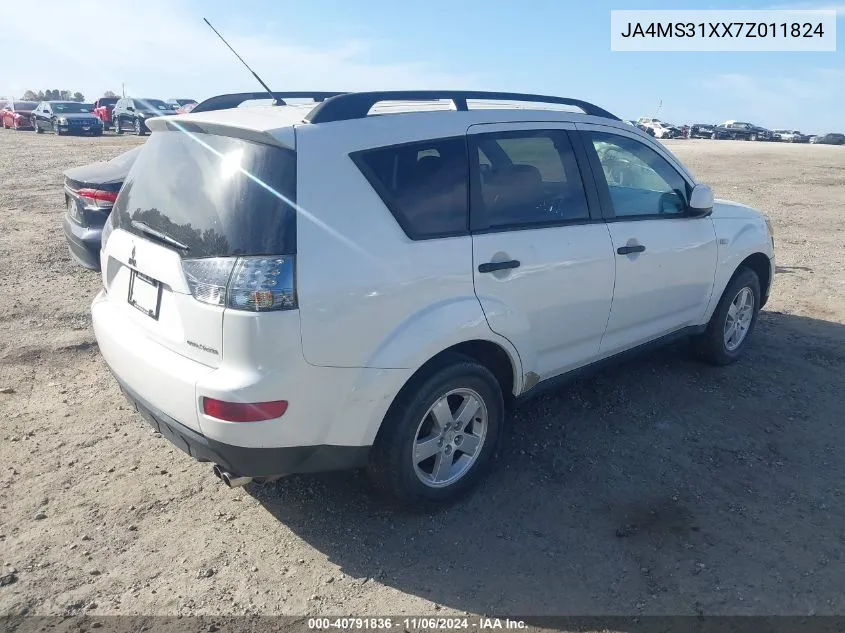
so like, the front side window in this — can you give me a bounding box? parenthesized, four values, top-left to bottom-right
(352, 137, 468, 239)
(588, 131, 688, 218)
(472, 130, 589, 229)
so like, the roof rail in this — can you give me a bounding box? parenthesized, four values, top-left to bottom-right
(305, 90, 620, 124)
(192, 91, 346, 114)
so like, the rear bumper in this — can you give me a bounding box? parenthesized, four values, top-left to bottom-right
(115, 374, 369, 478)
(91, 287, 387, 477)
(62, 213, 102, 270)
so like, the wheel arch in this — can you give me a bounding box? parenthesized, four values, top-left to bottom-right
(737, 252, 772, 307)
(357, 337, 523, 448)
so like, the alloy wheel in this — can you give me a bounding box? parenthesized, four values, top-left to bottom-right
(412, 388, 488, 488)
(724, 287, 754, 351)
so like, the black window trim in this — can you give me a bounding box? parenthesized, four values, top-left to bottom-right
(579, 128, 695, 223)
(468, 128, 602, 235)
(349, 135, 471, 241)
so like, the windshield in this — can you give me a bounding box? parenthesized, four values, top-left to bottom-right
(137, 99, 171, 111)
(14, 102, 37, 110)
(53, 102, 92, 113)
(112, 131, 296, 258)
(99, 98, 118, 106)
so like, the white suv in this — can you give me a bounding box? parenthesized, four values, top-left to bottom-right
(92, 90, 775, 507)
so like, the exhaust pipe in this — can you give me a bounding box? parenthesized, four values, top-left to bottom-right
(212, 464, 253, 488)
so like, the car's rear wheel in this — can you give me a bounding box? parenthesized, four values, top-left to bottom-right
(694, 267, 761, 365)
(34, 120, 43, 133)
(368, 353, 503, 508)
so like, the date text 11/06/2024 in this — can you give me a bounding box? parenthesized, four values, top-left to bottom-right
(307, 617, 527, 630)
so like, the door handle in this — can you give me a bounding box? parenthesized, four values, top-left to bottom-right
(478, 260, 521, 273)
(617, 245, 646, 255)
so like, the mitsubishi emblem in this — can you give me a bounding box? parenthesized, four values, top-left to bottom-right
(128, 244, 137, 267)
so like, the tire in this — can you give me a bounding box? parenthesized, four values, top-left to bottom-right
(711, 132, 718, 140)
(368, 353, 504, 508)
(54, 122, 62, 136)
(693, 267, 761, 366)
(750, 134, 758, 142)
(34, 120, 43, 134)
(135, 118, 146, 136)
(115, 116, 123, 135)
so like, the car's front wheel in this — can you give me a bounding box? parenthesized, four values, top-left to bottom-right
(135, 118, 146, 136)
(694, 267, 761, 365)
(369, 353, 504, 508)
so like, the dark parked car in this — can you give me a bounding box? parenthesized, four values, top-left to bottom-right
(113, 97, 173, 135)
(63, 148, 140, 270)
(32, 101, 103, 136)
(686, 123, 729, 139)
(810, 133, 845, 145)
(1, 100, 38, 130)
(716, 121, 773, 141)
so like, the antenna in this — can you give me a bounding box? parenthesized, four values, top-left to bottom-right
(203, 18, 278, 104)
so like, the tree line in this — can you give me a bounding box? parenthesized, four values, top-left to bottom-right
(19, 89, 120, 102)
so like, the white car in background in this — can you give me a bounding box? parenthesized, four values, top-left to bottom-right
(636, 117, 677, 138)
(773, 130, 809, 143)
(92, 90, 775, 507)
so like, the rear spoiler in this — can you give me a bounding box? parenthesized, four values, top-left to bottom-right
(191, 91, 345, 114)
(145, 117, 295, 150)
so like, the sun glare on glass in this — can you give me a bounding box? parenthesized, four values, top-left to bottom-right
(220, 148, 244, 179)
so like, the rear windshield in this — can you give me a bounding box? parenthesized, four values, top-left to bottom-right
(14, 102, 37, 110)
(112, 131, 296, 257)
(99, 98, 118, 105)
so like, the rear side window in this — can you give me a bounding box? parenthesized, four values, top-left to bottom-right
(472, 130, 589, 229)
(352, 137, 468, 240)
(112, 131, 296, 257)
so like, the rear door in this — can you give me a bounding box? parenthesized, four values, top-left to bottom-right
(468, 123, 616, 380)
(576, 124, 718, 356)
(101, 128, 297, 368)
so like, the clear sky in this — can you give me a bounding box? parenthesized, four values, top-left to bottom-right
(3, 0, 843, 133)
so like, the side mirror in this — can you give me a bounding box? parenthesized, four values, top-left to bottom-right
(688, 183, 714, 216)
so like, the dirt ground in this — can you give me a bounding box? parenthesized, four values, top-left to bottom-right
(0, 130, 843, 619)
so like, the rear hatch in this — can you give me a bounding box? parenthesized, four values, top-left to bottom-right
(101, 127, 297, 368)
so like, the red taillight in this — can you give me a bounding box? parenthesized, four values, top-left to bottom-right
(77, 188, 118, 210)
(78, 188, 118, 204)
(202, 398, 288, 422)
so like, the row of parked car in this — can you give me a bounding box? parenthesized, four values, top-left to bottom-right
(0, 97, 197, 135)
(630, 118, 845, 145)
